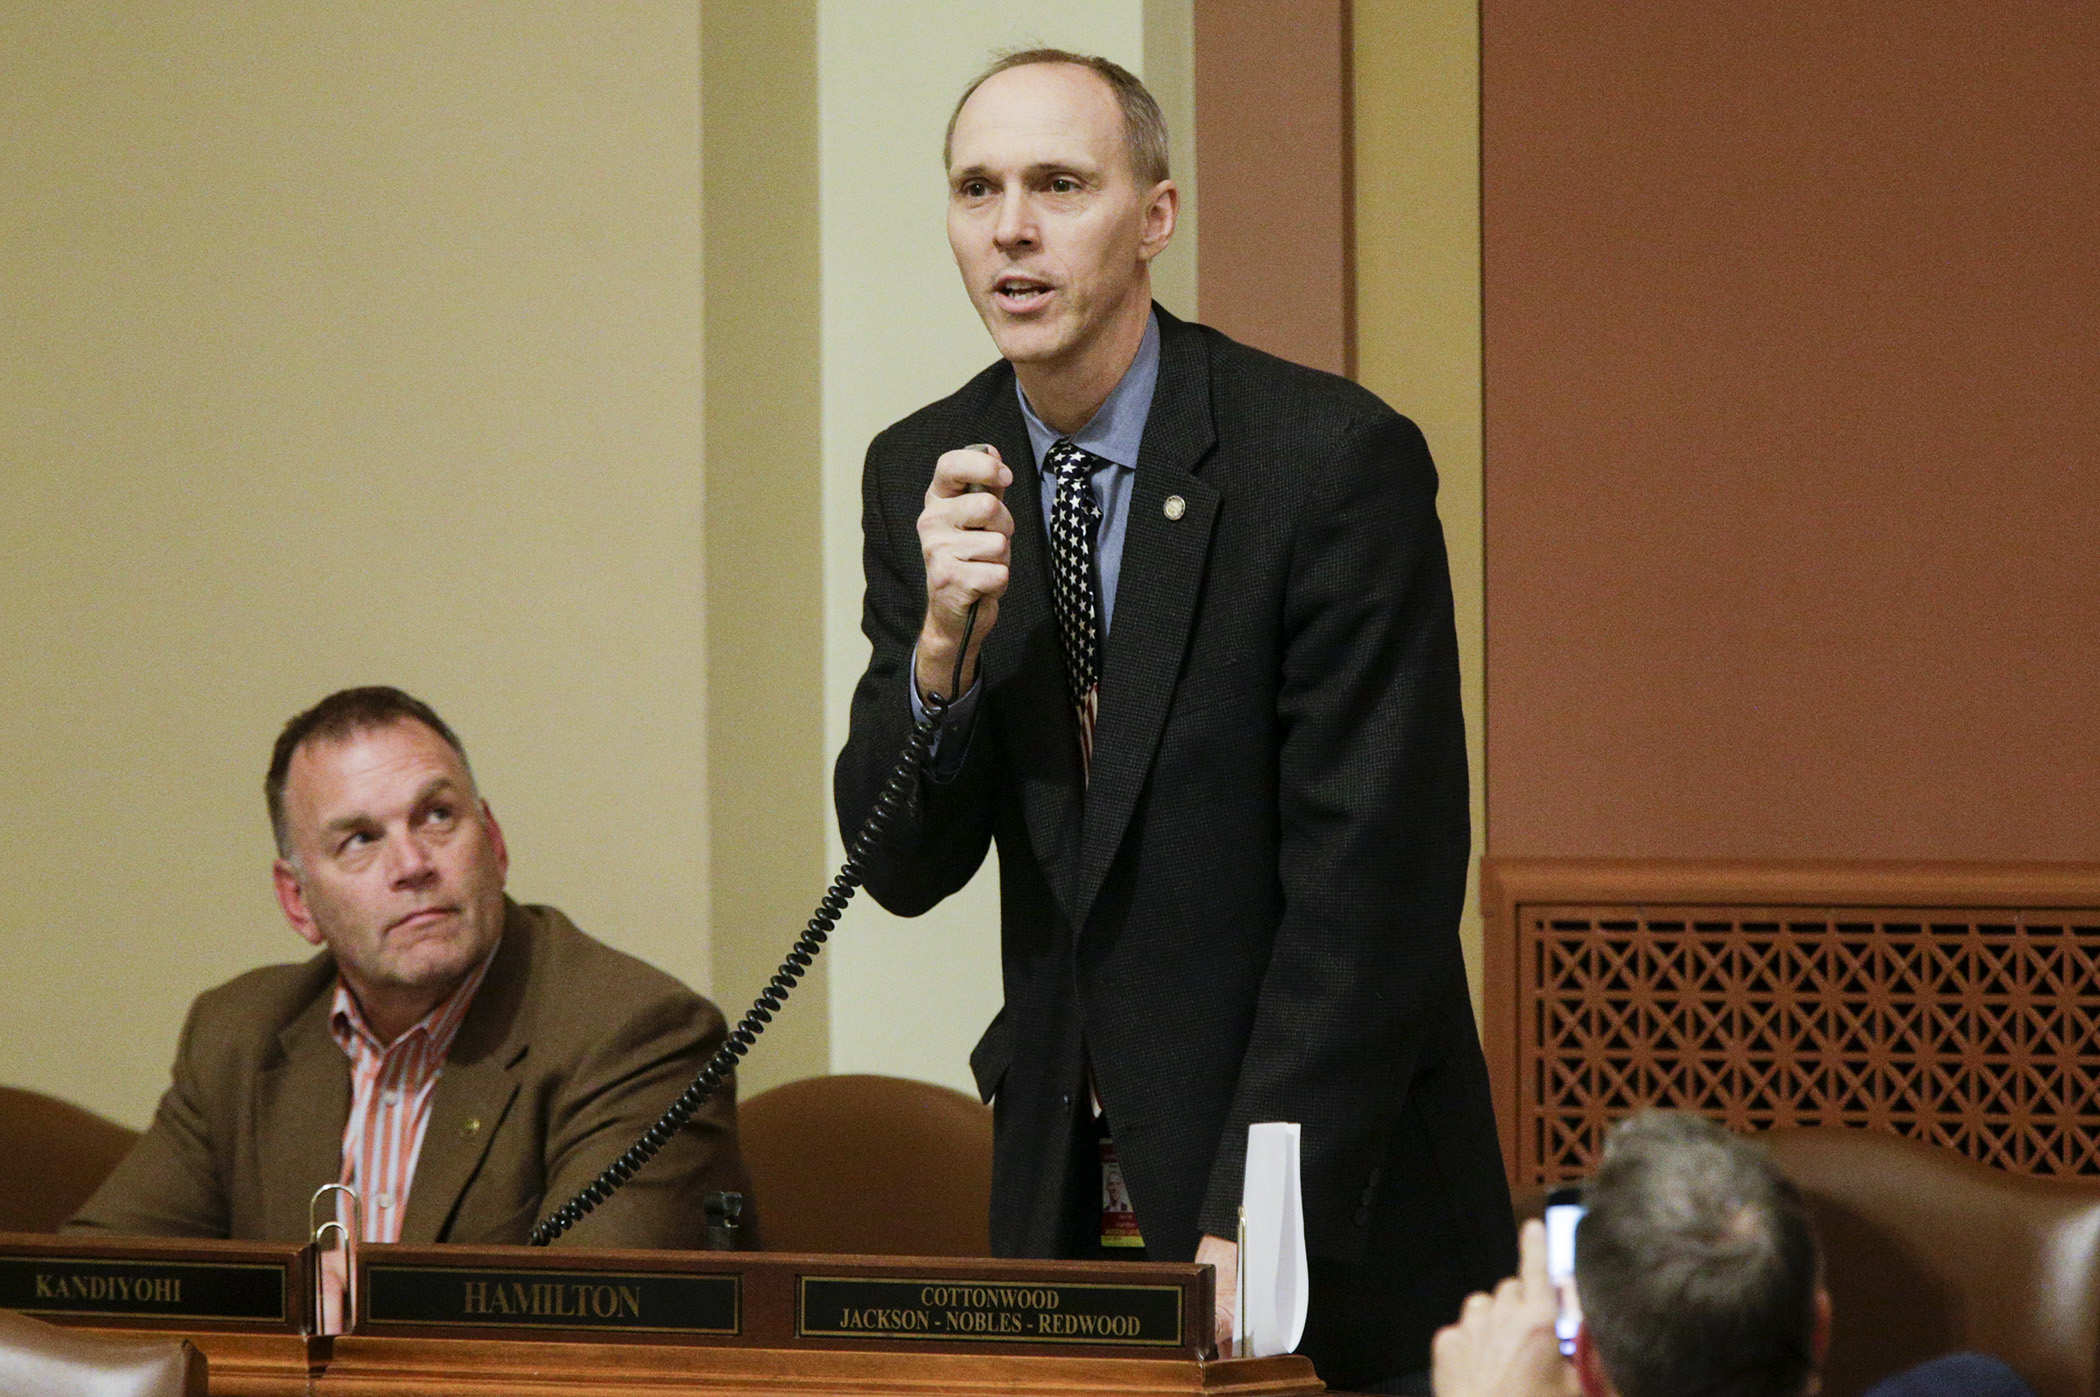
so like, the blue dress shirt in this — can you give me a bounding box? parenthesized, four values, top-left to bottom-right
(912, 312, 1161, 756)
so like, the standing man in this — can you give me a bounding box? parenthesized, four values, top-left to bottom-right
(834, 50, 1512, 1390)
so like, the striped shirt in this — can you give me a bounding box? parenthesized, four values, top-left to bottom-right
(328, 945, 497, 1242)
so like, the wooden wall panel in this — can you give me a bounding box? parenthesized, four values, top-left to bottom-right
(1483, 858, 2100, 1184)
(1194, 0, 1353, 376)
(1481, 0, 2100, 862)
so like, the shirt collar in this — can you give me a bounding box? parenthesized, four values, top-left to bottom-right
(1016, 309, 1160, 471)
(329, 937, 499, 1061)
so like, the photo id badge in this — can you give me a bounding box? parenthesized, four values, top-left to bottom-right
(1100, 1138, 1146, 1249)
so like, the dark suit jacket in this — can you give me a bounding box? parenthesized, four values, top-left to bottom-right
(67, 900, 749, 1249)
(836, 308, 1515, 1380)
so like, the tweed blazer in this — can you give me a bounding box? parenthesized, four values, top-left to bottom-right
(836, 308, 1516, 1374)
(68, 899, 748, 1249)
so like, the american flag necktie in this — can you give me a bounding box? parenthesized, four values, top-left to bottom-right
(1042, 437, 1105, 781)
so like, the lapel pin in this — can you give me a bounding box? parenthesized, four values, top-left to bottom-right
(460, 1117, 482, 1138)
(1163, 494, 1186, 521)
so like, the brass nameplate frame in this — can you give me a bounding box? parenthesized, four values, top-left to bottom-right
(798, 1275, 1185, 1347)
(353, 1247, 1210, 1355)
(363, 1261, 739, 1336)
(0, 1233, 306, 1332)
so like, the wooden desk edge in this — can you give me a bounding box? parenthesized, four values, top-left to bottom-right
(77, 1328, 1323, 1396)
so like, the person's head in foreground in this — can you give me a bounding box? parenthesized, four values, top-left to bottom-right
(1577, 1112, 1829, 1397)
(1432, 1111, 1830, 1397)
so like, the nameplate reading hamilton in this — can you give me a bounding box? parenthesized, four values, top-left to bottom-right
(363, 1263, 738, 1336)
(0, 1255, 288, 1324)
(799, 1276, 1184, 1346)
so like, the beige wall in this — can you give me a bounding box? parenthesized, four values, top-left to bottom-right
(701, 0, 828, 1097)
(1143, 0, 1198, 322)
(704, 1, 1193, 1096)
(1353, 1, 1487, 1008)
(706, 0, 1193, 1096)
(2, 2, 1489, 1131)
(1195, 0, 1354, 377)
(0, 3, 710, 1126)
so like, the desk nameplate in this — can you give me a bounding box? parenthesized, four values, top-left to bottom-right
(0, 1232, 306, 1332)
(362, 1261, 739, 1336)
(798, 1275, 1185, 1348)
(351, 1246, 1212, 1358)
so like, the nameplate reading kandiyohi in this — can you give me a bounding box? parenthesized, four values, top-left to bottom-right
(0, 1255, 288, 1324)
(363, 1264, 739, 1335)
(798, 1276, 1184, 1347)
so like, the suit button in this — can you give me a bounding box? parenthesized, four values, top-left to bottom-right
(1353, 1206, 1372, 1227)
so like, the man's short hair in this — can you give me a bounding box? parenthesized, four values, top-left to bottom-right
(265, 686, 471, 858)
(1577, 1112, 1822, 1397)
(944, 48, 1170, 187)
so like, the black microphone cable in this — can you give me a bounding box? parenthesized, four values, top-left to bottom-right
(529, 599, 981, 1246)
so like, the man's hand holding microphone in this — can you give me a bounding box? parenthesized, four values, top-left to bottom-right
(915, 444, 1013, 704)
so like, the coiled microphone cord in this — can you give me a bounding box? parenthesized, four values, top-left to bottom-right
(529, 601, 980, 1247)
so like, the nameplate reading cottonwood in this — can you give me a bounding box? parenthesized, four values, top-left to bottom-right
(0, 1234, 301, 1330)
(362, 1262, 739, 1336)
(798, 1275, 1184, 1347)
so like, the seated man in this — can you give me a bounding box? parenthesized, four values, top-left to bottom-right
(68, 686, 748, 1248)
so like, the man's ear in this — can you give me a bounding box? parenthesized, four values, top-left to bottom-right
(1574, 1324, 1614, 1397)
(273, 859, 325, 948)
(481, 799, 509, 882)
(1138, 179, 1178, 262)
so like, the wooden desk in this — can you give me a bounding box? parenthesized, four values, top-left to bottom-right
(7, 1234, 1324, 1396)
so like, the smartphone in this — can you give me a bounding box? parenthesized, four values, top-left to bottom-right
(1543, 1185, 1586, 1357)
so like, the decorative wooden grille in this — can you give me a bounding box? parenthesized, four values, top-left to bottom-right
(1481, 862, 2100, 1185)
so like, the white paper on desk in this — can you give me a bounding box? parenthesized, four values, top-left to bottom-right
(1236, 1121, 1309, 1358)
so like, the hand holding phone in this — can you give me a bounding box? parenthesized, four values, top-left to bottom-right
(1430, 1218, 1570, 1397)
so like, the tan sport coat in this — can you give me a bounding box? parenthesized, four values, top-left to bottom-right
(68, 900, 749, 1249)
